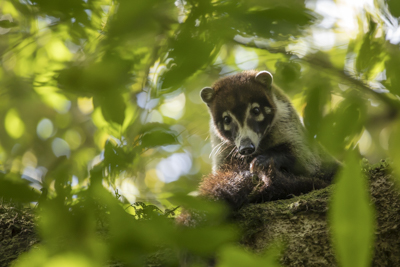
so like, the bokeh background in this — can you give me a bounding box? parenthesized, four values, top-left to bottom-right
(1, 0, 400, 266)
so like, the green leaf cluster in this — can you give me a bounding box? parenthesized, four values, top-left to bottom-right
(0, 0, 400, 266)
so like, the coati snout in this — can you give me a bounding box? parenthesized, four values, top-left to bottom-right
(238, 138, 255, 155)
(200, 71, 275, 156)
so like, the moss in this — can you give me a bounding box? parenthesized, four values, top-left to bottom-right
(234, 162, 400, 267)
(0, 201, 39, 267)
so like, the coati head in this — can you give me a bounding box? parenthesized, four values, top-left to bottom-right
(200, 70, 277, 156)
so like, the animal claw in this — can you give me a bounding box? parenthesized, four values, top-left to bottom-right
(249, 158, 258, 174)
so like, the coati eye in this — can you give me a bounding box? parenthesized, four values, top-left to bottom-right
(223, 116, 231, 125)
(252, 107, 260, 115)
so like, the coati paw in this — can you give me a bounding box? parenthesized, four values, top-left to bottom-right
(249, 155, 275, 174)
(237, 170, 260, 185)
(249, 156, 277, 187)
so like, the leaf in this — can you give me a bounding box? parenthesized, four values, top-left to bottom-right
(169, 193, 228, 224)
(94, 93, 126, 125)
(303, 78, 332, 141)
(0, 173, 40, 203)
(232, 6, 316, 40)
(355, 18, 386, 80)
(275, 60, 301, 84)
(387, 0, 400, 17)
(13, 249, 100, 267)
(138, 123, 179, 148)
(107, 0, 169, 39)
(160, 20, 218, 92)
(383, 45, 400, 96)
(0, 20, 18, 28)
(29, 0, 91, 28)
(138, 122, 173, 134)
(329, 151, 375, 267)
(318, 94, 366, 157)
(217, 244, 283, 267)
(176, 226, 238, 256)
(103, 140, 134, 174)
(57, 55, 133, 97)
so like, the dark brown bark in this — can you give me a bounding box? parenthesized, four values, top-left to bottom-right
(234, 164, 400, 266)
(0, 203, 38, 267)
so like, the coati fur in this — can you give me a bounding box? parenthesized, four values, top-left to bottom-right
(197, 70, 339, 211)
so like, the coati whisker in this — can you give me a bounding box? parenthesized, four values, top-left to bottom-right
(225, 146, 237, 160)
(209, 140, 227, 158)
(215, 141, 229, 157)
(216, 142, 234, 156)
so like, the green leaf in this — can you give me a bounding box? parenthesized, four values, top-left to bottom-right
(275, 60, 301, 84)
(355, 19, 386, 80)
(176, 226, 238, 256)
(138, 122, 173, 134)
(232, 6, 316, 40)
(139, 128, 178, 148)
(14, 249, 100, 267)
(383, 45, 400, 96)
(0, 173, 40, 203)
(103, 139, 134, 174)
(387, 0, 400, 17)
(217, 244, 283, 267)
(0, 20, 18, 28)
(318, 94, 366, 157)
(329, 151, 375, 267)
(57, 56, 132, 97)
(95, 93, 126, 125)
(303, 78, 332, 141)
(160, 21, 218, 92)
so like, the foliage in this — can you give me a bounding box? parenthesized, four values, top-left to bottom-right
(329, 151, 375, 267)
(1, 0, 400, 266)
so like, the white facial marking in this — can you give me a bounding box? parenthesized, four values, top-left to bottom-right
(233, 104, 261, 150)
(264, 106, 272, 114)
(235, 125, 260, 149)
(220, 104, 268, 153)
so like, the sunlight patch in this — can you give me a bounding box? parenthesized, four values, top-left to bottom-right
(5, 109, 25, 139)
(37, 118, 54, 140)
(52, 138, 71, 158)
(156, 153, 192, 183)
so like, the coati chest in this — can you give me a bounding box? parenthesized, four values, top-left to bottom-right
(201, 70, 325, 176)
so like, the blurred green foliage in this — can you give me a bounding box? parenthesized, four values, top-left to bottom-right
(329, 151, 375, 267)
(1, 0, 400, 266)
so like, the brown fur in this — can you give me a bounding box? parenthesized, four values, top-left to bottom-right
(198, 161, 331, 211)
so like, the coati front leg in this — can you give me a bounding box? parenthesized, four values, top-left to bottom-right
(249, 158, 330, 202)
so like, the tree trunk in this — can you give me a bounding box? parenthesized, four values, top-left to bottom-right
(234, 164, 400, 266)
(0, 203, 38, 267)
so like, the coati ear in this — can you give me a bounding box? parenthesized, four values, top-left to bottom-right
(255, 71, 273, 87)
(200, 87, 215, 104)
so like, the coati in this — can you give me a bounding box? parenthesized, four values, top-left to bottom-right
(197, 70, 339, 210)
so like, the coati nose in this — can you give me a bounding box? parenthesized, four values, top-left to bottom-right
(238, 143, 255, 155)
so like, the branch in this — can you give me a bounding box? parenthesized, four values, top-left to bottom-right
(234, 164, 400, 266)
(234, 39, 400, 117)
